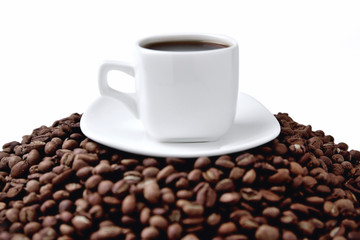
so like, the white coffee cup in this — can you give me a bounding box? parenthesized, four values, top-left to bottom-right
(99, 33, 239, 142)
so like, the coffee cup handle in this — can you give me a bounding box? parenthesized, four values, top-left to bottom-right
(98, 61, 138, 118)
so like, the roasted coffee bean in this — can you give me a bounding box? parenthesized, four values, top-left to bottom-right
(229, 167, 245, 180)
(141, 226, 160, 239)
(268, 168, 291, 184)
(215, 157, 235, 169)
(6, 208, 19, 222)
(196, 183, 217, 207)
(85, 175, 102, 189)
(262, 207, 280, 218)
(202, 167, 221, 183)
(236, 153, 257, 167)
(10, 161, 29, 178)
(24, 221, 41, 236)
(72, 215, 92, 231)
(242, 169, 257, 184)
(143, 179, 160, 204)
(19, 206, 36, 223)
(149, 215, 168, 230)
(24, 179, 40, 193)
(219, 192, 241, 204)
(215, 178, 234, 192)
(122, 194, 136, 215)
(2, 113, 360, 239)
(182, 202, 204, 217)
(187, 169, 202, 182)
(167, 222, 183, 240)
(112, 179, 129, 196)
(194, 156, 211, 169)
(156, 165, 175, 181)
(97, 180, 113, 195)
(255, 224, 280, 240)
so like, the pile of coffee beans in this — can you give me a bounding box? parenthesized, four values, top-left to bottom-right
(1, 113, 360, 240)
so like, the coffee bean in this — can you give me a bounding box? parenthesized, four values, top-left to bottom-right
(262, 207, 280, 218)
(143, 179, 160, 204)
(149, 215, 168, 230)
(42, 215, 57, 227)
(52, 168, 74, 185)
(2, 113, 360, 239)
(196, 183, 216, 207)
(92, 163, 113, 175)
(122, 194, 136, 215)
(19, 206, 36, 223)
(97, 180, 113, 195)
(194, 156, 211, 169)
(112, 179, 129, 196)
(60, 152, 74, 167)
(74, 153, 99, 164)
(167, 223, 183, 240)
(143, 166, 159, 179)
(10, 161, 29, 178)
(124, 170, 142, 184)
(6, 208, 19, 222)
(156, 165, 175, 181)
(268, 168, 291, 184)
(24, 221, 41, 235)
(40, 199, 56, 214)
(182, 216, 204, 225)
(229, 167, 245, 180)
(176, 189, 193, 199)
(215, 178, 234, 192)
(238, 216, 259, 230)
(255, 224, 280, 240)
(187, 169, 202, 182)
(202, 167, 221, 183)
(62, 139, 78, 150)
(215, 157, 235, 169)
(24, 179, 40, 193)
(59, 224, 75, 236)
(38, 159, 54, 173)
(217, 222, 237, 235)
(219, 192, 241, 204)
(90, 225, 123, 240)
(85, 175, 102, 189)
(72, 215, 92, 231)
(289, 161, 304, 175)
(141, 226, 160, 239)
(166, 157, 186, 166)
(240, 188, 261, 202)
(242, 169, 257, 184)
(182, 202, 204, 217)
(76, 166, 93, 179)
(274, 142, 288, 155)
(236, 153, 257, 167)
(65, 182, 82, 193)
(207, 213, 222, 226)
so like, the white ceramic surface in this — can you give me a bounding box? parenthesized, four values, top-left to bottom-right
(80, 92, 281, 158)
(98, 33, 238, 142)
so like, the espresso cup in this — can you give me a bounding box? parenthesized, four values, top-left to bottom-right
(99, 33, 239, 142)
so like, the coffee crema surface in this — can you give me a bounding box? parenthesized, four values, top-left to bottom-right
(142, 40, 229, 52)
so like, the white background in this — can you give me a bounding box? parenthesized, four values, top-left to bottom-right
(0, 1, 359, 151)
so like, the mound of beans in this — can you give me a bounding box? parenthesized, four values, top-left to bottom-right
(1, 113, 360, 240)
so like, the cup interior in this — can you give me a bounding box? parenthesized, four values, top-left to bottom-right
(138, 34, 237, 52)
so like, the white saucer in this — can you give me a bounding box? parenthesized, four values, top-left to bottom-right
(80, 93, 280, 158)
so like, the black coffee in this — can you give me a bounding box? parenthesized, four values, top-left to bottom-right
(143, 40, 228, 52)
